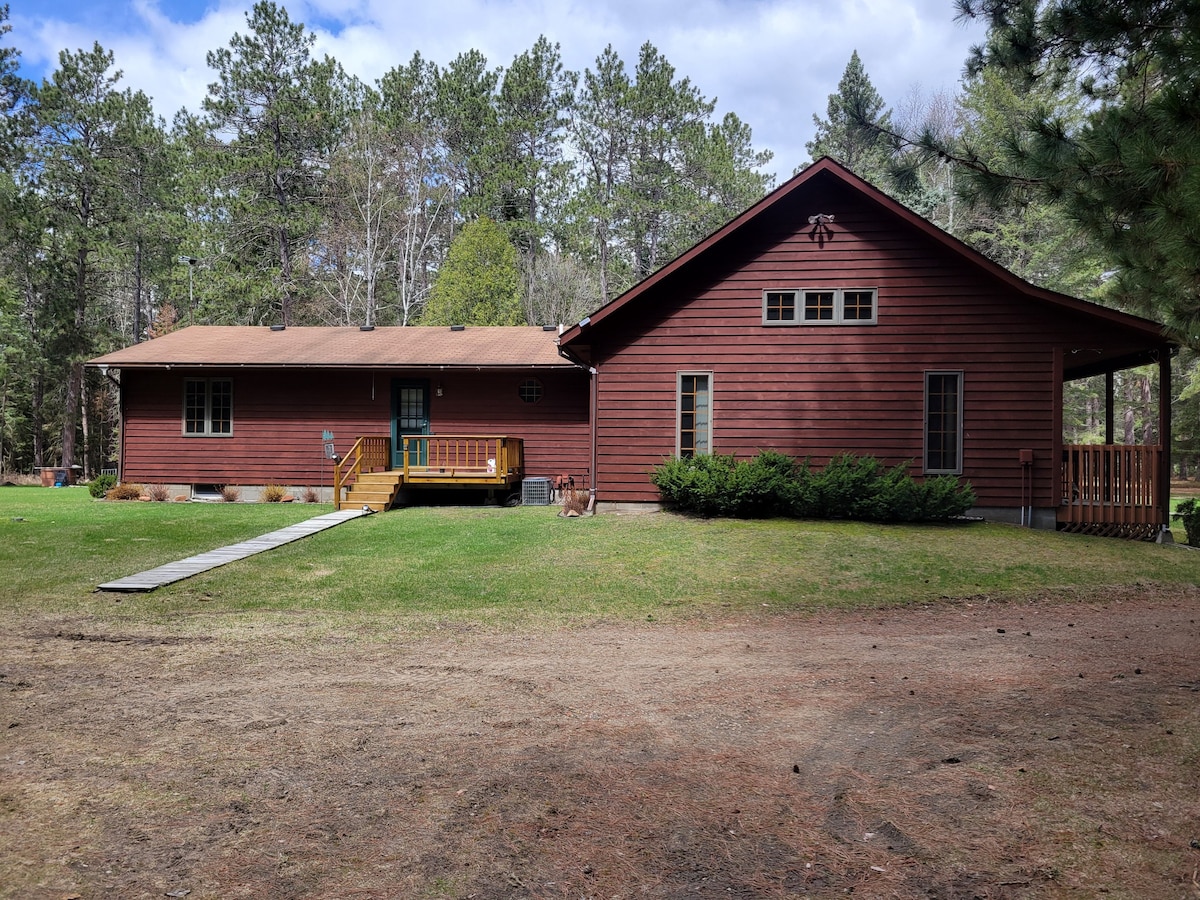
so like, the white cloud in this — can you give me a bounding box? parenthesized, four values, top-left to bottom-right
(10, 0, 984, 177)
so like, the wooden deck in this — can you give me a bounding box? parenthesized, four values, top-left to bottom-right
(97, 508, 371, 592)
(1058, 444, 1166, 539)
(335, 435, 525, 510)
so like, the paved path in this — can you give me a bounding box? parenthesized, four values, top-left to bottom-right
(97, 508, 371, 593)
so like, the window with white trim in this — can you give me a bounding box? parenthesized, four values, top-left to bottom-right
(924, 371, 962, 474)
(184, 378, 233, 436)
(677, 372, 712, 458)
(801, 288, 877, 324)
(762, 290, 798, 324)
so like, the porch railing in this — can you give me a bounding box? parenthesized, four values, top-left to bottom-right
(400, 435, 524, 482)
(334, 435, 391, 501)
(1060, 444, 1164, 533)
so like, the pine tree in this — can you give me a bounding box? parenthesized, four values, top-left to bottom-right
(949, 0, 1200, 341)
(804, 51, 893, 183)
(200, 1, 342, 326)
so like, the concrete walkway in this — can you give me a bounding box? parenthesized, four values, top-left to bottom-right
(97, 508, 371, 593)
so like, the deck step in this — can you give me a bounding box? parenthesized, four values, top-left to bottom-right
(340, 471, 404, 512)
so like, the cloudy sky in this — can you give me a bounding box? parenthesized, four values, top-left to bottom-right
(9, 0, 985, 179)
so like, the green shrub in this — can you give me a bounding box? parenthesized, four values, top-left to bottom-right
(88, 474, 117, 498)
(653, 451, 975, 523)
(1173, 498, 1200, 547)
(652, 451, 800, 518)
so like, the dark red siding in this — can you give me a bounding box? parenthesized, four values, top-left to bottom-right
(584, 180, 1157, 510)
(120, 367, 588, 487)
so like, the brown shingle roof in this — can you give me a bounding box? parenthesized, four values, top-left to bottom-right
(89, 325, 575, 369)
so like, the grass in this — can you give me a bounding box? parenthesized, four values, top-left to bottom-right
(3, 485, 1199, 628)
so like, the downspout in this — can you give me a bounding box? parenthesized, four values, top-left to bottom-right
(557, 341, 597, 512)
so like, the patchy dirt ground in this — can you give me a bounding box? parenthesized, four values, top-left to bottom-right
(3, 588, 1200, 900)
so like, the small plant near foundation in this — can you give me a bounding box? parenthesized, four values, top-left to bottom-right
(88, 474, 117, 498)
(301, 486, 320, 503)
(145, 483, 170, 502)
(561, 489, 590, 516)
(105, 483, 144, 501)
(261, 484, 287, 503)
(219, 484, 241, 503)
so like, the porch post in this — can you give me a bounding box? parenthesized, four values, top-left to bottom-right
(1105, 370, 1115, 445)
(1160, 351, 1172, 530)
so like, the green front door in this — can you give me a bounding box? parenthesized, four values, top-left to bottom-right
(392, 379, 431, 468)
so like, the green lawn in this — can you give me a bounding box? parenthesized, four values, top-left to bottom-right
(3, 485, 1198, 628)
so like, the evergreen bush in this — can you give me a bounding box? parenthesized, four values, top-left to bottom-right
(88, 474, 117, 498)
(653, 451, 975, 523)
(1172, 498, 1200, 547)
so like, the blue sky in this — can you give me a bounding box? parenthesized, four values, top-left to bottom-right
(11, 0, 985, 178)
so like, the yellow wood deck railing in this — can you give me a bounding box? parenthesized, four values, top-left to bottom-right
(1059, 444, 1164, 534)
(334, 435, 391, 501)
(400, 435, 524, 484)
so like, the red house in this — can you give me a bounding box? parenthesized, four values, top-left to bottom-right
(557, 158, 1174, 536)
(91, 159, 1174, 534)
(90, 325, 590, 509)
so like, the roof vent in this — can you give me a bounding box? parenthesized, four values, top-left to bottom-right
(359, 325, 375, 332)
(450, 324, 466, 332)
(541, 324, 556, 331)
(270, 324, 286, 332)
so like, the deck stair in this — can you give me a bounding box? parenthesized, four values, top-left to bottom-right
(341, 470, 404, 511)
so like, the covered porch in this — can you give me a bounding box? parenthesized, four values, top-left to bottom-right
(1057, 348, 1173, 539)
(334, 434, 525, 511)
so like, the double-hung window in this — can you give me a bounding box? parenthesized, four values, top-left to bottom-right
(677, 372, 712, 458)
(184, 378, 233, 436)
(762, 288, 877, 325)
(924, 371, 962, 474)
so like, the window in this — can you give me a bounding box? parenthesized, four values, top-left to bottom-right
(924, 371, 962, 474)
(801, 288, 877, 324)
(677, 372, 712, 458)
(762, 290, 798, 324)
(184, 379, 232, 436)
(518, 378, 543, 404)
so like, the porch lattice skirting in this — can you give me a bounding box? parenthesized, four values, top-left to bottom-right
(97, 508, 371, 593)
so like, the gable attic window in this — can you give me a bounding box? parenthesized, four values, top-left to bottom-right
(801, 288, 877, 324)
(183, 378, 233, 436)
(762, 290, 798, 324)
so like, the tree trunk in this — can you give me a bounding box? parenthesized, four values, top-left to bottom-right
(31, 372, 44, 469)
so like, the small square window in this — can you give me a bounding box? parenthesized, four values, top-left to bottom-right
(842, 290, 875, 321)
(763, 290, 798, 325)
(803, 290, 836, 321)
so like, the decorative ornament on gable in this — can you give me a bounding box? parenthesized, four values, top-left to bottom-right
(807, 213, 835, 247)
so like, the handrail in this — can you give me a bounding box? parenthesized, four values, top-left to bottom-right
(334, 435, 391, 503)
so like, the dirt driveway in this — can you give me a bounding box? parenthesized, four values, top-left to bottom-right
(3, 588, 1199, 899)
